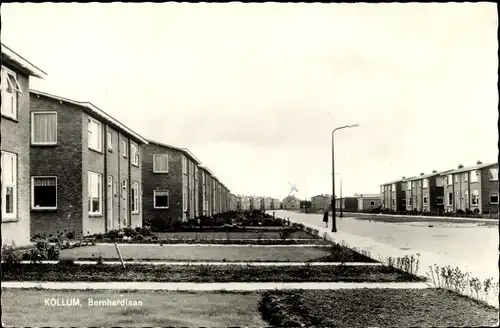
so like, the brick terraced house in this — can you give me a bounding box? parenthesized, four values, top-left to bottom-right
(1, 45, 47, 247)
(29, 90, 148, 237)
(380, 177, 412, 212)
(441, 161, 499, 215)
(405, 170, 452, 214)
(142, 140, 201, 223)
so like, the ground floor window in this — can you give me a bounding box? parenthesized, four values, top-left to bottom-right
(1, 151, 17, 219)
(436, 196, 444, 205)
(32, 176, 57, 209)
(447, 193, 453, 206)
(471, 190, 479, 205)
(154, 190, 169, 209)
(423, 194, 428, 205)
(88, 171, 102, 215)
(490, 192, 499, 205)
(131, 181, 140, 213)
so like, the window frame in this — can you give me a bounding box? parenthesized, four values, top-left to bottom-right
(131, 142, 139, 167)
(471, 190, 479, 206)
(88, 171, 103, 216)
(31, 176, 58, 210)
(423, 194, 428, 205)
(464, 172, 468, 182)
(107, 131, 113, 152)
(447, 192, 453, 206)
(447, 175, 453, 185)
(88, 117, 103, 153)
(153, 154, 169, 173)
(122, 140, 128, 158)
(489, 168, 499, 182)
(1, 151, 18, 220)
(470, 170, 479, 183)
(422, 179, 428, 188)
(490, 192, 499, 205)
(31, 111, 58, 146)
(1, 65, 22, 120)
(154, 189, 169, 209)
(131, 181, 140, 213)
(436, 196, 444, 205)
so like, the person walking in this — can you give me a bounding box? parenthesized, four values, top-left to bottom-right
(322, 207, 329, 228)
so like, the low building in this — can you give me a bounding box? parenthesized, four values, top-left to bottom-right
(354, 193, 381, 211)
(335, 197, 357, 212)
(1, 44, 47, 247)
(30, 90, 148, 237)
(282, 195, 301, 210)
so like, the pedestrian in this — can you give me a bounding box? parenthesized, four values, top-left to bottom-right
(323, 207, 329, 228)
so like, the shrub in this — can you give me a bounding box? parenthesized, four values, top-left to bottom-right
(279, 227, 297, 242)
(1, 244, 22, 270)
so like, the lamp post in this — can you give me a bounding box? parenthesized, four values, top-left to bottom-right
(330, 173, 343, 217)
(331, 124, 359, 232)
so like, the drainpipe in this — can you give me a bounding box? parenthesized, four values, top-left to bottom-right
(117, 132, 121, 229)
(104, 125, 108, 233)
(128, 138, 132, 227)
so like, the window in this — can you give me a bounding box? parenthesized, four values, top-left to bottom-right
(423, 194, 428, 205)
(153, 154, 169, 173)
(411, 181, 416, 189)
(489, 168, 499, 181)
(423, 179, 428, 188)
(490, 193, 499, 205)
(107, 131, 113, 152)
(464, 190, 468, 204)
(88, 171, 102, 215)
(131, 181, 140, 213)
(417, 180, 422, 188)
(436, 176, 444, 187)
(409, 198, 413, 206)
(88, 117, 102, 152)
(471, 190, 479, 205)
(1, 151, 17, 219)
(113, 180, 118, 196)
(370, 201, 375, 206)
(470, 171, 479, 183)
(391, 183, 396, 190)
(32, 177, 57, 210)
(31, 112, 57, 145)
(122, 179, 127, 199)
(407, 182, 411, 191)
(1, 66, 22, 119)
(454, 175, 458, 183)
(182, 156, 187, 174)
(464, 173, 468, 182)
(436, 197, 444, 205)
(154, 190, 169, 208)
(131, 142, 139, 166)
(448, 175, 453, 185)
(391, 198, 395, 206)
(447, 193, 453, 206)
(122, 140, 128, 158)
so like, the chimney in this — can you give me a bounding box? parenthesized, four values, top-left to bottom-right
(458, 164, 464, 169)
(402, 176, 406, 179)
(420, 172, 425, 176)
(432, 170, 437, 173)
(477, 160, 482, 165)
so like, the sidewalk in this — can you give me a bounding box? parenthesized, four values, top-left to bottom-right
(4, 260, 382, 266)
(341, 212, 498, 223)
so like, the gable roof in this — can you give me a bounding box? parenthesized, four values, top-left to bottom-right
(31, 90, 148, 144)
(408, 169, 454, 181)
(1, 44, 47, 78)
(381, 176, 415, 185)
(440, 162, 497, 175)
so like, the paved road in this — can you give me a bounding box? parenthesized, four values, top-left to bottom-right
(270, 210, 498, 282)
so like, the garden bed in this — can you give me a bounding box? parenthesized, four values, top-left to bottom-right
(1, 263, 423, 283)
(259, 288, 499, 327)
(92, 238, 330, 245)
(1, 289, 265, 327)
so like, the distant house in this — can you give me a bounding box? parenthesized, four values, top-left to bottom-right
(229, 193, 238, 211)
(441, 161, 499, 215)
(282, 196, 301, 210)
(380, 177, 412, 212)
(335, 197, 357, 212)
(354, 194, 381, 211)
(30, 90, 148, 237)
(311, 194, 331, 212)
(1, 44, 47, 247)
(406, 170, 452, 214)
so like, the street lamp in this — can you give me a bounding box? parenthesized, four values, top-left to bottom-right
(331, 123, 359, 232)
(331, 173, 343, 217)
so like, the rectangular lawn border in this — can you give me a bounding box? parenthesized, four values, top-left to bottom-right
(1, 263, 425, 283)
(259, 288, 499, 328)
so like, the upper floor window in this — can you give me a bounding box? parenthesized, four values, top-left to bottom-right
(464, 172, 468, 182)
(107, 131, 113, 152)
(31, 111, 57, 145)
(454, 175, 459, 183)
(391, 183, 396, 190)
(122, 140, 128, 158)
(1, 66, 22, 120)
(182, 156, 187, 174)
(1, 151, 17, 220)
(422, 179, 428, 188)
(88, 117, 102, 152)
(489, 168, 498, 181)
(153, 154, 169, 173)
(436, 176, 444, 187)
(470, 170, 479, 183)
(131, 142, 139, 166)
(407, 182, 411, 191)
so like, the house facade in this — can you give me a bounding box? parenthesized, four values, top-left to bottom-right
(442, 162, 499, 215)
(282, 195, 301, 210)
(335, 197, 357, 212)
(380, 178, 409, 212)
(355, 194, 381, 211)
(229, 193, 238, 211)
(237, 195, 251, 211)
(405, 170, 451, 214)
(1, 45, 47, 247)
(198, 166, 211, 216)
(30, 91, 147, 237)
(271, 198, 281, 210)
(311, 194, 331, 212)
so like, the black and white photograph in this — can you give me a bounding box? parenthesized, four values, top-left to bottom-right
(1, 2, 498, 327)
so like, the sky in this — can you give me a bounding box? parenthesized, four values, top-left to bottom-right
(2, 3, 498, 200)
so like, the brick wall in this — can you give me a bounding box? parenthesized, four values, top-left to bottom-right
(129, 139, 142, 228)
(142, 143, 183, 223)
(480, 165, 499, 214)
(1, 67, 31, 247)
(30, 94, 84, 238)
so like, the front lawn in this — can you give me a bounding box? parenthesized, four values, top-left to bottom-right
(1, 289, 266, 327)
(59, 245, 335, 262)
(1, 263, 423, 283)
(260, 288, 499, 327)
(153, 229, 320, 240)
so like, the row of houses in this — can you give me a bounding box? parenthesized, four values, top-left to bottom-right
(281, 193, 381, 212)
(1, 44, 236, 247)
(236, 195, 281, 212)
(380, 162, 499, 215)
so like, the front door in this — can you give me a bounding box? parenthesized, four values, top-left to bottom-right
(107, 176, 113, 231)
(121, 179, 128, 228)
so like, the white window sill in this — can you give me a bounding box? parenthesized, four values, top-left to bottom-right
(89, 147, 103, 154)
(132, 211, 140, 214)
(32, 142, 58, 146)
(1, 217, 19, 223)
(490, 180, 499, 182)
(131, 163, 140, 168)
(31, 207, 57, 211)
(154, 207, 169, 209)
(1, 113, 18, 122)
(89, 213, 103, 217)
(108, 148, 113, 153)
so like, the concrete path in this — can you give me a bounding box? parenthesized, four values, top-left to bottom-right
(271, 211, 499, 308)
(1, 281, 431, 291)
(341, 211, 498, 223)
(8, 260, 382, 266)
(93, 243, 328, 248)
